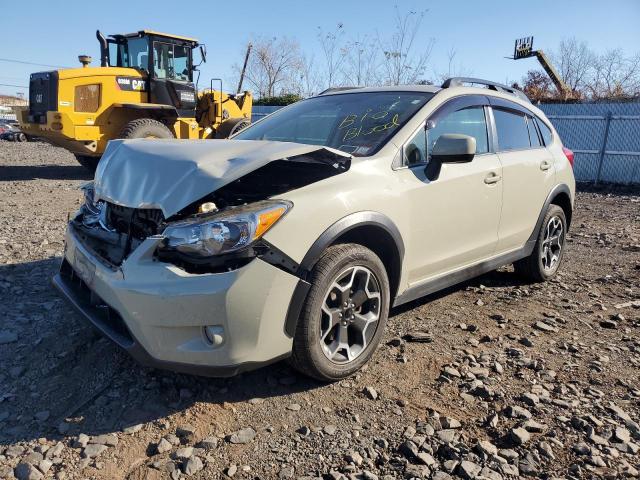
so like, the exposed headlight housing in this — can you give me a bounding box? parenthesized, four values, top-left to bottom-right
(162, 200, 292, 257)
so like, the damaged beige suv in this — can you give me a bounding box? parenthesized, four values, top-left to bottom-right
(54, 78, 575, 381)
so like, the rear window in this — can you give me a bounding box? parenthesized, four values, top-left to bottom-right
(527, 117, 542, 147)
(536, 118, 554, 146)
(493, 109, 531, 151)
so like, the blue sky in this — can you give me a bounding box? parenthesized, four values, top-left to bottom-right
(1, 0, 639, 97)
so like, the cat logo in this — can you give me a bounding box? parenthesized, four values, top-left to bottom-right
(116, 76, 148, 92)
(35, 93, 43, 103)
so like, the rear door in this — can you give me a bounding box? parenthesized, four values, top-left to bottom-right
(489, 98, 556, 253)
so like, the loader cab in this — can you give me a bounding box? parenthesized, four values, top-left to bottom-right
(103, 30, 199, 116)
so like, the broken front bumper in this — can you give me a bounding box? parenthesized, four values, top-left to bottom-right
(53, 226, 298, 376)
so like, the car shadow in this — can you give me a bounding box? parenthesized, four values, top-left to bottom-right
(390, 267, 526, 317)
(0, 164, 92, 182)
(0, 257, 322, 446)
(0, 255, 528, 445)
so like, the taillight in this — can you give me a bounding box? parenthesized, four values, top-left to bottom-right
(562, 147, 574, 169)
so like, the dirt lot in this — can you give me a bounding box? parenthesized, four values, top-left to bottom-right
(0, 141, 639, 480)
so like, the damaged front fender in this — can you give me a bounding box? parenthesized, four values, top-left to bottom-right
(94, 139, 351, 218)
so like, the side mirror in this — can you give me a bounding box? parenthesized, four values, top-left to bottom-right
(199, 45, 207, 63)
(426, 134, 476, 181)
(432, 134, 476, 163)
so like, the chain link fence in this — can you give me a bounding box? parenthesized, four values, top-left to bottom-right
(539, 102, 640, 185)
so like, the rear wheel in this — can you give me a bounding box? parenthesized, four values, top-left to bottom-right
(515, 204, 567, 282)
(290, 243, 390, 381)
(15, 132, 27, 142)
(75, 154, 100, 172)
(118, 118, 174, 140)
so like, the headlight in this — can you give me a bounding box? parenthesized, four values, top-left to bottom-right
(162, 200, 292, 257)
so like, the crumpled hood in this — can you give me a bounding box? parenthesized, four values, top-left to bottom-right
(94, 139, 351, 218)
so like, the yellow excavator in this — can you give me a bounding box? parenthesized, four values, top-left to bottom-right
(18, 30, 253, 170)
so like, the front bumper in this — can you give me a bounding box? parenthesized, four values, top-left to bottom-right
(54, 227, 299, 376)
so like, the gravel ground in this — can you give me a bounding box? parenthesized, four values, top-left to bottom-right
(0, 140, 639, 480)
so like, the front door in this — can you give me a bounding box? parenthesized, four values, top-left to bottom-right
(150, 41, 197, 117)
(398, 102, 503, 285)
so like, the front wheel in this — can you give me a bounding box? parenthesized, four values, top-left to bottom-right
(118, 118, 174, 140)
(74, 154, 100, 172)
(290, 243, 390, 381)
(515, 204, 567, 282)
(215, 118, 250, 139)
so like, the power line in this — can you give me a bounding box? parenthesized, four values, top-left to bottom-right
(0, 58, 69, 69)
(0, 83, 28, 89)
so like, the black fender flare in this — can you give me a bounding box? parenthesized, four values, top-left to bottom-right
(525, 183, 573, 253)
(283, 211, 405, 337)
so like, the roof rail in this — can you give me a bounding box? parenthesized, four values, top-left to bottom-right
(318, 86, 362, 95)
(441, 77, 531, 103)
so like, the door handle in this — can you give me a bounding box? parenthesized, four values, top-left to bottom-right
(540, 160, 552, 171)
(484, 172, 501, 184)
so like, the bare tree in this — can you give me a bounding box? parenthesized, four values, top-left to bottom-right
(317, 24, 347, 89)
(551, 37, 595, 95)
(432, 47, 472, 84)
(294, 53, 323, 98)
(341, 35, 380, 86)
(589, 49, 640, 99)
(232, 37, 303, 98)
(377, 7, 435, 85)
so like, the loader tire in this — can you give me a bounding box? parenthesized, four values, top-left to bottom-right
(118, 118, 174, 140)
(215, 118, 250, 139)
(75, 155, 100, 172)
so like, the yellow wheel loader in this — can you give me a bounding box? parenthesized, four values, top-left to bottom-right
(18, 30, 252, 170)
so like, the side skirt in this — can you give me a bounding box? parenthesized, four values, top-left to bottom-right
(392, 242, 534, 307)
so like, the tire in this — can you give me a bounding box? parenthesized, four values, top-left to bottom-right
(514, 204, 567, 282)
(15, 132, 27, 142)
(75, 154, 100, 172)
(118, 118, 174, 139)
(215, 118, 250, 139)
(290, 243, 390, 381)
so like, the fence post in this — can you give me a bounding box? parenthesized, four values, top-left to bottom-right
(595, 111, 613, 185)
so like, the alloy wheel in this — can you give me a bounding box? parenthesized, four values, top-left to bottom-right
(319, 266, 381, 364)
(541, 215, 564, 271)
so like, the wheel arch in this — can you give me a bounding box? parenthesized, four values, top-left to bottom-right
(526, 183, 573, 253)
(113, 103, 179, 119)
(283, 212, 405, 338)
(550, 190, 573, 228)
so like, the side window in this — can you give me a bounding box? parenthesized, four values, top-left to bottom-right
(527, 116, 541, 147)
(127, 38, 149, 72)
(535, 117, 554, 146)
(404, 128, 427, 166)
(173, 46, 190, 81)
(426, 107, 489, 160)
(493, 108, 531, 151)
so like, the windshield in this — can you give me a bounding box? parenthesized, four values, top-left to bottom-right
(235, 91, 434, 156)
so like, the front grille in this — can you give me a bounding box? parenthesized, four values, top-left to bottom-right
(29, 71, 58, 123)
(60, 258, 134, 347)
(105, 203, 165, 239)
